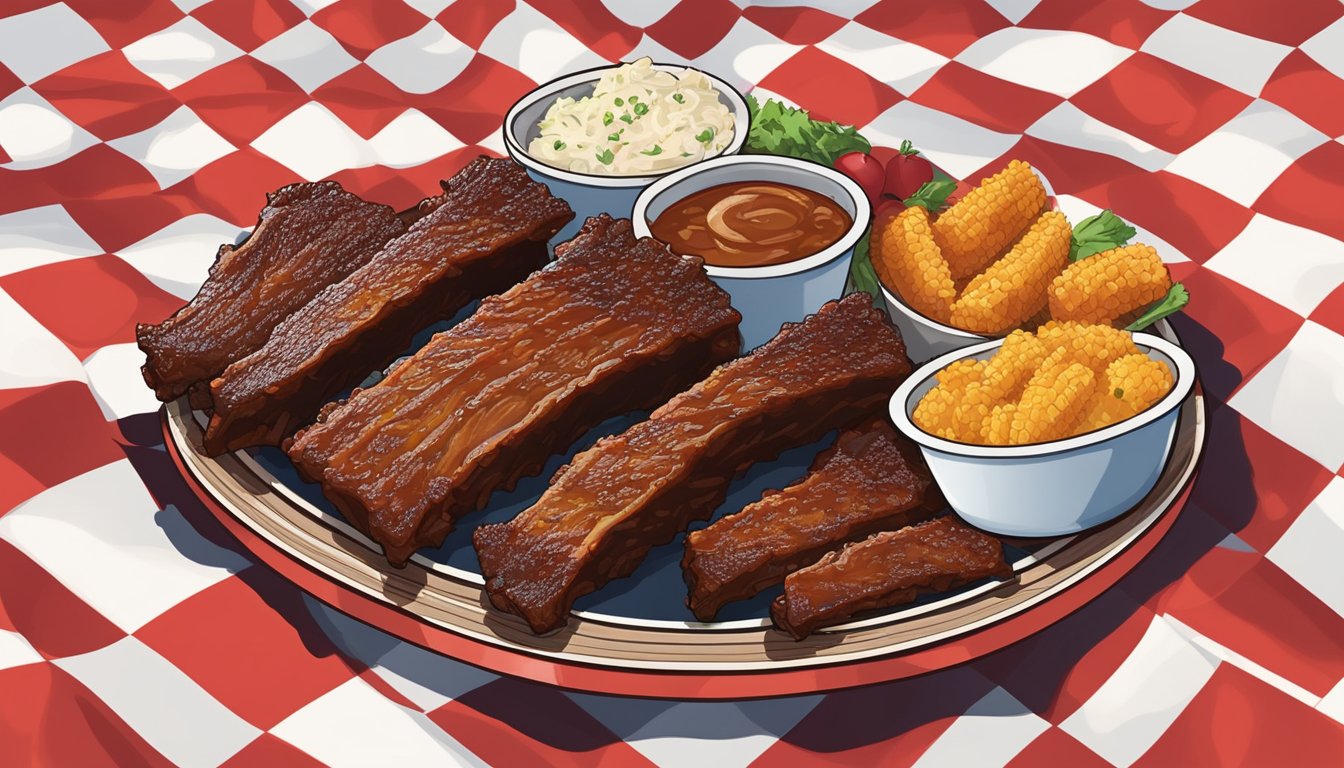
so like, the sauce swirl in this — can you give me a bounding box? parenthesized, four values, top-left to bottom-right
(650, 181, 851, 268)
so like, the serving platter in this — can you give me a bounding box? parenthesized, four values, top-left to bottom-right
(165, 317, 1203, 699)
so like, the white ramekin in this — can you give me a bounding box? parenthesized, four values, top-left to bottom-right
(502, 62, 750, 245)
(632, 154, 871, 351)
(889, 332, 1196, 537)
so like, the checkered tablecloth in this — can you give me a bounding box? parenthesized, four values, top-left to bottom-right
(2, 0, 1343, 765)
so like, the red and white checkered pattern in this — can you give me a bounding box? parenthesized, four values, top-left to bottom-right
(3, 0, 1344, 764)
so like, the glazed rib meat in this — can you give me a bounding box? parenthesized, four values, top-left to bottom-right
(770, 516, 1010, 640)
(682, 419, 941, 621)
(475, 293, 913, 634)
(288, 215, 741, 565)
(202, 157, 573, 455)
(137, 181, 405, 405)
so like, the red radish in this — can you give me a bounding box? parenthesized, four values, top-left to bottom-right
(873, 197, 905, 222)
(834, 151, 884, 207)
(883, 140, 934, 200)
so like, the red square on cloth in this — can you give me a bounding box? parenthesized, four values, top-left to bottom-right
(742, 5, 847, 46)
(0, 383, 127, 517)
(415, 54, 539, 145)
(756, 47, 901, 128)
(910, 61, 1064, 135)
(0, 145, 160, 220)
(645, 0, 744, 60)
(525, 0, 641, 62)
(1149, 547, 1344, 698)
(435, 0, 516, 50)
(1096, 169, 1254, 264)
(31, 51, 179, 143)
(1310, 282, 1344, 338)
(1007, 727, 1111, 767)
(62, 189, 210, 255)
(135, 568, 360, 730)
(1019, 0, 1173, 49)
(168, 147, 302, 227)
(1255, 141, 1344, 245)
(753, 666, 996, 767)
(0, 62, 25, 101)
(1070, 52, 1253, 154)
(0, 539, 125, 659)
(0, 255, 182, 359)
(190, 0, 306, 53)
(310, 0, 429, 60)
(220, 734, 327, 768)
(1134, 664, 1344, 766)
(0, 663, 172, 767)
(856, 0, 1010, 58)
(173, 57, 309, 147)
(309, 65, 410, 140)
(1191, 406, 1333, 552)
(64, 0, 185, 50)
(1262, 50, 1344, 139)
(1185, 0, 1344, 47)
(428, 678, 652, 767)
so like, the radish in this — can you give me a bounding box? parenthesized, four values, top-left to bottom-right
(834, 151, 884, 207)
(883, 140, 934, 200)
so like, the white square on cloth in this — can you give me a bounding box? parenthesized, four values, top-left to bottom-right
(0, 205, 104, 279)
(478, 3, 608, 86)
(0, 461, 251, 633)
(0, 4, 110, 83)
(115, 213, 246, 300)
(816, 22, 949, 96)
(271, 676, 488, 766)
(1141, 13, 1292, 96)
(911, 687, 1051, 768)
(107, 106, 235, 189)
(1163, 99, 1327, 207)
(0, 88, 99, 170)
(251, 20, 360, 93)
(250, 102, 371, 182)
(366, 21, 473, 95)
(955, 27, 1133, 98)
(122, 17, 244, 90)
(0, 287, 87, 390)
(1268, 477, 1344, 618)
(1204, 213, 1344, 317)
(1229, 321, 1344, 472)
(54, 636, 260, 768)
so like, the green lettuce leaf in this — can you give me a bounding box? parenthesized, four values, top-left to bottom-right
(743, 94, 871, 166)
(1125, 283, 1189, 331)
(1070, 210, 1136, 261)
(903, 179, 957, 213)
(847, 227, 881, 297)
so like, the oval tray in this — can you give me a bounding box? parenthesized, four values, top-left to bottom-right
(164, 328, 1204, 700)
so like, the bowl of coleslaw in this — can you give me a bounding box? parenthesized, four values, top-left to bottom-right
(504, 58, 750, 244)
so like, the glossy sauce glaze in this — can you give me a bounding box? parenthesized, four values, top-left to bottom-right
(649, 181, 852, 267)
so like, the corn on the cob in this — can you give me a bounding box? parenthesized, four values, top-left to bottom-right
(913, 384, 960, 439)
(1007, 361, 1097, 444)
(872, 206, 957, 323)
(949, 330, 1043, 439)
(1036, 320, 1140, 375)
(1049, 244, 1171, 326)
(938, 358, 987, 388)
(933, 160, 1047, 280)
(983, 404, 1017, 445)
(1079, 353, 1173, 431)
(951, 211, 1071, 334)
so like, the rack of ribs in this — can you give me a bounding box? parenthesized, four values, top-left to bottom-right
(681, 418, 941, 621)
(474, 293, 913, 634)
(287, 214, 741, 565)
(137, 181, 406, 408)
(201, 156, 573, 455)
(770, 516, 1011, 639)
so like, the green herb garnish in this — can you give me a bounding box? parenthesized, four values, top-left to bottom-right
(595, 148, 614, 164)
(619, 113, 633, 124)
(641, 145, 662, 156)
(614, 97, 624, 106)
(607, 132, 620, 142)
(602, 111, 613, 126)
(1070, 210, 1136, 261)
(552, 140, 565, 151)
(695, 127, 715, 143)
(628, 95, 638, 103)
(673, 93, 684, 103)
(633, 102, 649, 116)
(1126, 283, 1189, 331)
(742, 94, 871, 166)
(903, 179, 957, 213)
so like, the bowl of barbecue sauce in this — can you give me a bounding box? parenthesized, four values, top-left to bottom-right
(633, 155, 870, 350)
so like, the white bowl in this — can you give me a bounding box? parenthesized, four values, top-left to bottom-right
(502, 62, 750, 245)
(632, 154, 871, 351)
(889, 333, 1196, 537)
